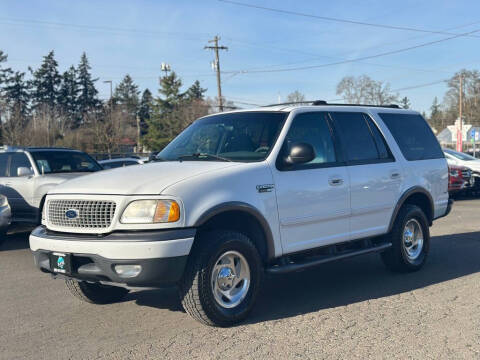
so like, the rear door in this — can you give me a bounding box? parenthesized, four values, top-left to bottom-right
(271, 111, 350, 254)
(330, 111, 402, 239)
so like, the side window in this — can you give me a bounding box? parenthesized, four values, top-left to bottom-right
(378, 113, 443, 161)
(364, 115, 392, 160)
(0, 154, 8, 177)
(9, 153, 33, 177)
(331, 112, 380, 163)
(280, 112, 336, 169)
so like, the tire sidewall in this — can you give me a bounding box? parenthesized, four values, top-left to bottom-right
(398, 207, 430, 268)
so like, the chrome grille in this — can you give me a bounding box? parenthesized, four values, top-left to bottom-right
(47, 200, 116, 229)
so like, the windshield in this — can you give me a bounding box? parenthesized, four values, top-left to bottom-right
(444, 149, 477, 161)
(30, 151, 102, 174)
(157, 112, 287, 162)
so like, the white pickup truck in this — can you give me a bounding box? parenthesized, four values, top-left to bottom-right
(30, 102, 451, 326)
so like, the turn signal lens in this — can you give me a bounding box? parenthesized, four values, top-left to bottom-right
(153, 200, 180, 223)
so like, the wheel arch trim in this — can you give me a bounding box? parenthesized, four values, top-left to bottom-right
(388, 186, 434, 232)
(193, 201, 276, 260)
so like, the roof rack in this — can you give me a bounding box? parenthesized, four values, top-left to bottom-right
(263, 100, 400, 109)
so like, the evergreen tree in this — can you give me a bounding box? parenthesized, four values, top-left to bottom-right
(400, 96, 411, 109)
(138, 89, 153, 135)
(143, 71, 185, 150)
(4, 71, 30, 115)
(185, 80, 207, 101)
(0, 50, 12, 85)
(429, 96, 444, 130)
(113, 74, 139, 117)
(59, 66, 80, 125)
(30, 50, 61, 108)
(77, 52, 100, 119)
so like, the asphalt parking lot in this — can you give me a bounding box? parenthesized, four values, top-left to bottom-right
(1, 199, 480, 360)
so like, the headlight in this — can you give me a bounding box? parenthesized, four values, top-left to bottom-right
(121, 200, 180, 224)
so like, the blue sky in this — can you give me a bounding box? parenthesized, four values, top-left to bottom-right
(1, 0, 480, 113)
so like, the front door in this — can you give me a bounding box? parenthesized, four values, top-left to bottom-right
(3, 153, 36, 222)
(271, 111, 350, 254)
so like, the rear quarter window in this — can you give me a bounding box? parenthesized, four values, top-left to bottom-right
(378, 113, 443, 161)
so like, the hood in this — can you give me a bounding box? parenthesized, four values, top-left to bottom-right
(42, 172, 91, 182)
(48, 161, 240, 195)
(456, 159, 480, 172)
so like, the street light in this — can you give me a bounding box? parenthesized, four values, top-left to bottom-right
(161, 62, 171, 77)
(103, 80, 113, 105)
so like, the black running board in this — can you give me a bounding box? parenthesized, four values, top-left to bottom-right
(266, 242, 392, 274)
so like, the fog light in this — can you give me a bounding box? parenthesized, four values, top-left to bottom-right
(114, 265, 142, 278)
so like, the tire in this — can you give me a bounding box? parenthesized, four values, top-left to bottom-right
(381, 204, 430, 272)
(0, 230, 6, 248)
(65, 279, 129, 304)
(179, 230, 263, 327)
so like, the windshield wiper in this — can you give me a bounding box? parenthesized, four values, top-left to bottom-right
(177, 153, 232, 162)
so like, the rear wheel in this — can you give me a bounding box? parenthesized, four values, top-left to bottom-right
(381, 204, 430, 272)
(65, 279, 129, 304)
(179, 230, 263, 327)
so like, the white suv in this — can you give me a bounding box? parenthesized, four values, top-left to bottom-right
(30, 102, 451, 326)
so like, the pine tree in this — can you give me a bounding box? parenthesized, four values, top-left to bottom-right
(77, 52, 100, 120)
(30, 50, 61, 108)
(430, 96, 443, 131)
(138, 89, 153, 135)
(0, 50, 12, 85)
(4, 71, 30, 115)
(143, 71, 184, 150)
(59, 66, 80, 126)
(113, 74, 139, 117)
(400, 96, 411, 109)
(185, 80, 206, 101)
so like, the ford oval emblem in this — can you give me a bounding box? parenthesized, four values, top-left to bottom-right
(65, 209, 79, 219)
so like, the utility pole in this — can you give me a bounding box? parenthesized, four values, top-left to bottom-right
(458, 75, 463, 152)
(205, 36, 228, 111)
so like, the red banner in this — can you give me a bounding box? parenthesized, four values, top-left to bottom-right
(457, 129, 463, 152)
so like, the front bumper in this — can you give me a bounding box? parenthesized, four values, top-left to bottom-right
(30, 226, 196, 287)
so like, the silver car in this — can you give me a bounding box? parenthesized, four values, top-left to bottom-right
(99, 157, 144, 169)
(0, 147, 102, 227)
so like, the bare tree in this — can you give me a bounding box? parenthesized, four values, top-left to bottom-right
(336, 75, 398, 105)
(286, 90, 306, 103)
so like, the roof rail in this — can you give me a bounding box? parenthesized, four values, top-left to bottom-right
(263, 100, 400, 109)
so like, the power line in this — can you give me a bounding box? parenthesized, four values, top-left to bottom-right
(219, 0, 480, 38)
(221, 28, 480, 75)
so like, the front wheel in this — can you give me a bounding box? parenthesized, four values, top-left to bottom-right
(179, 230, 263, 327)
(381, 204, 430, 272)
(65, 279, 129, 304)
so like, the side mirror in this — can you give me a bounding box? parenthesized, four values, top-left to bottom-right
(17, 167, 34, 177)
(284, 143, 316, 166)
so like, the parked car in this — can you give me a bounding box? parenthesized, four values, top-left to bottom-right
(30, 102, 450, 326)
(0, 147, 102, 227)
(0, 194, 11, 244)
(99, 158, 144, 169)
(444, 149, 480, 194)
(448, 164, 472, 195)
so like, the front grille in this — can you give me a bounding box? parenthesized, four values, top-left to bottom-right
(47, 200, 116, 229)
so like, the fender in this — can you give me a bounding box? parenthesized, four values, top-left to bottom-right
(194, 201, 276, 260)
(387, 186, 434, 232)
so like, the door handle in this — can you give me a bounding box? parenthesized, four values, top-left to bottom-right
(328, 178, 344, 186)
(390, 172, 401, 179)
